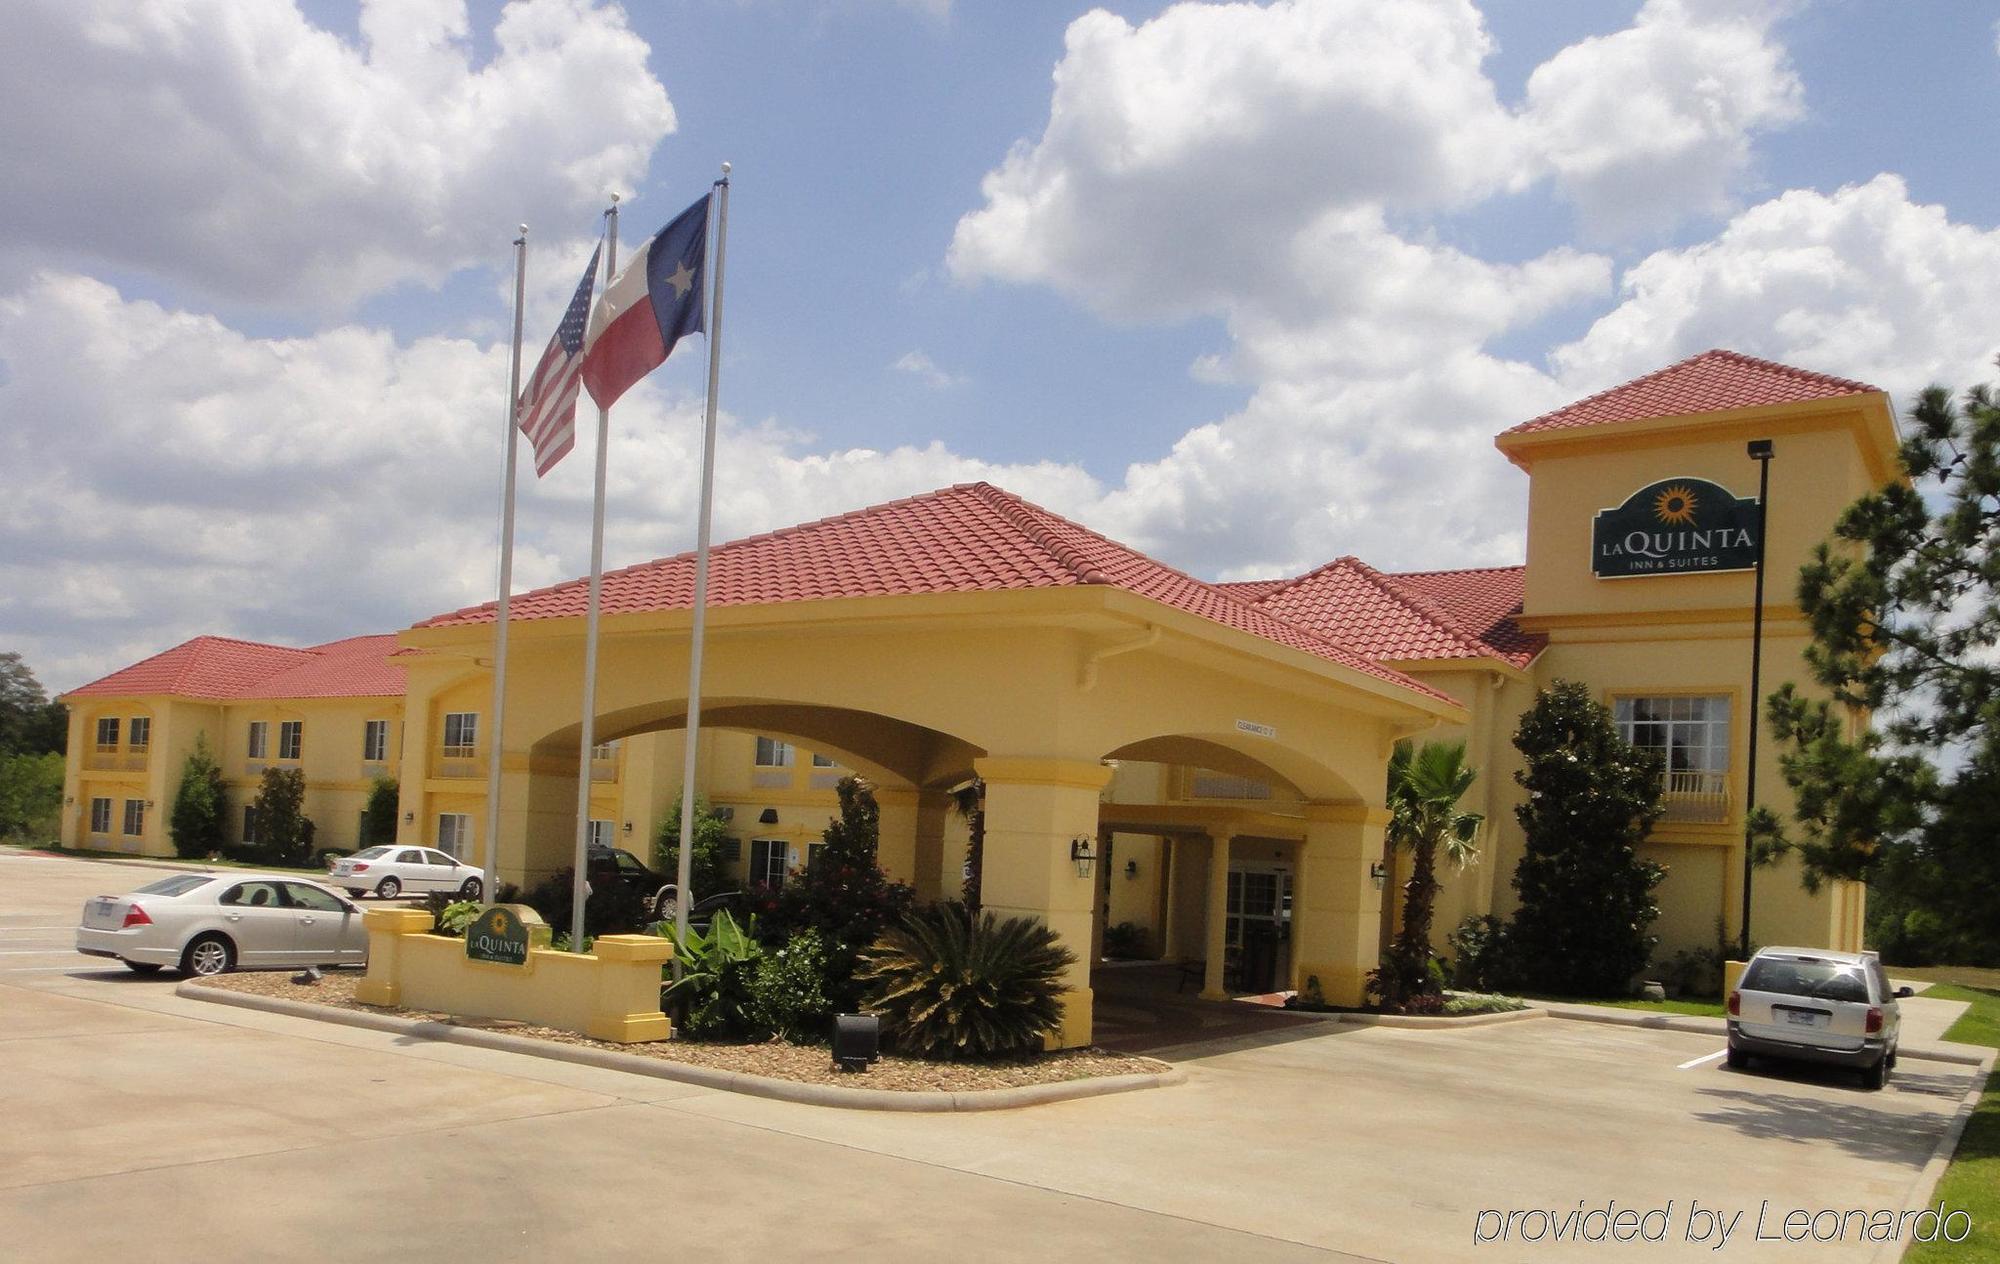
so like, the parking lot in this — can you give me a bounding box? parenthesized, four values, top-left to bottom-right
(0, 849, 1981, 1262)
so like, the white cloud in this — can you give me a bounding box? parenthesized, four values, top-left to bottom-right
(1553, 175, 2000, 400)
(1523, 0, 1804, 237)
(890, 350, 966, 388)
(0, 0, 675, 310)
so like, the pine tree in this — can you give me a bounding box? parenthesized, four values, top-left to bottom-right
(359, 777, 399, 848)
(247, 766, 314, 867)
(1508, 679, 1666, 995)
(168, 734, 227, 860)
(653, 794, 730, 899)
(1755, 373, 2000, 964)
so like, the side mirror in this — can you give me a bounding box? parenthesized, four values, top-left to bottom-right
(1894, 986, 1914, 998)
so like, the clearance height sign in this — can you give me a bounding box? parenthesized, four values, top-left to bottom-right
(1592, 478, 1761, 579)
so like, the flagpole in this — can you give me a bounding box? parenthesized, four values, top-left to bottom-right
(673, 164, 730, 962)
(484, 224, 528, 907)
(570, 195, 619, 951)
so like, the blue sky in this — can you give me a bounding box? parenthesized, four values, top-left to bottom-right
(2, 0, 1998, 690)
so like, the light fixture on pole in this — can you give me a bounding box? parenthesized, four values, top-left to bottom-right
(1740, 438, 1775, 960)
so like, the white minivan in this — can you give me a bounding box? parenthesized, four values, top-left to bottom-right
(1727, 947, 1911, 1089)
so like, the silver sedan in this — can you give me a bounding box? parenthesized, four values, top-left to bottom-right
(76, 872, 369, 976)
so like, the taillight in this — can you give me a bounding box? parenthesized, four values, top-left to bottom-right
(1866, 1007, 1883, 1034)
(350, 863, 369, 873)
(121, 904, 152, 928)
(1726, 991, 1741, 1016)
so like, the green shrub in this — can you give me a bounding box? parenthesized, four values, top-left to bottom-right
(858, 903, 1076, 1061)
(660, 910, 767, 1039)
(241, 767, 314, 867)
(751, 928, 834, 1044)
(359, 778, 398, 848)
(429, 898, 481, 938)
(167, 736, 226, 859)
(1446, 914, 1514, 991)
(1442, 991, 1528, 1016)
(1102, 921, 1150, 959)
(653, 795, 731, 900)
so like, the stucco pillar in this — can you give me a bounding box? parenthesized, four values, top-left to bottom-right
(1292, 803, 1390, 1006)
(911, 789, 950, 903)
(973, 756, 1111, 1049)
(521, 751, 581, 887)
(871, 785, 941, 893)
(1201, 831, 1233, 1000)
(394, 679, 436, 848)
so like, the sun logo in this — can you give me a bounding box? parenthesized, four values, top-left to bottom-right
(489, 910, 510, 935)
(1653, 484, 1699, 525)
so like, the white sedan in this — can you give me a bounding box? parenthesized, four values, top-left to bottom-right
(329, 846, 486, 899)
(76, 873, 368, 977)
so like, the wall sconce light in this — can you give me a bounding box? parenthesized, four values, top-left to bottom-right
(1125, 859, 1139, 879)
(622, 821, 633, 833)
(1369, 860, 1388, 889)
(1070, 836, 1097, 879)
(758, 808, 779, 824)
(144, 800, 155, 809)
(403, 811, 414, 823)
(64, 795, 74, 806)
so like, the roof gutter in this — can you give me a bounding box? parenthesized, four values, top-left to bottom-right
(1079, 624, 1161, 690)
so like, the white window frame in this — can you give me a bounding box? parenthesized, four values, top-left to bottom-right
(122, 799, 145, 837)
(277, 720, 303, 761)
(94, 717, 119, 752)
(362, 719, 389, 763)
(1614, 694, 1732, 792)
(436, 813, 472, 859)
(754, 737, 793, 768)
(591, 740, 618, 761)
(89, 797, 112, 834)
(587, 819, 615, 850)
(246, 721, 269, 760)
(127, 716, 151, 752)
(811, 752, 836, 768)
(749, 838, 790, 888)
(441, 712, 478, 757)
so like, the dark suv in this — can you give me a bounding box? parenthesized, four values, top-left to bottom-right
(584, 846, 741, 927)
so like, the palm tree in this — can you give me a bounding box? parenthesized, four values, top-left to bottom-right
(1372, 739, 1483, 1012)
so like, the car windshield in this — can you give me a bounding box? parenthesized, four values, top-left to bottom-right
(1743, 957, 1870, 1003)
(132, 875, 213, 897)
(350, 847, 393, 859)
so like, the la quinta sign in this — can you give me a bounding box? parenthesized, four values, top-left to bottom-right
(1592, 478, 1761, 579)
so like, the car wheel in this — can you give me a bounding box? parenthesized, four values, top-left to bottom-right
(459, 877, 483, 901)
(1725, 1045, 1749, 1070)
(182, 934, 235, 977)
(122, 961, 164, 975)
(346, 889, 366, 898)
(1860, 1059, 1886, 1091)
(1886, 1046, 1898, 1070)
(375, 876, 402, 899)
(654, 890, 676, 922)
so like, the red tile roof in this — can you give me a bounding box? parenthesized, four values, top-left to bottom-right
(1379, 566, 1543, 668)
(1214, 579, 1289, 602)
(1503, 349, 1880, 438)
(63, 634, 404, 702)
(1250, 560, 1541, 669)
(417, 482, 1453, 704)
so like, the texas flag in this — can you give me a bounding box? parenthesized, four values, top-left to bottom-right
(581, 193, 710, 411)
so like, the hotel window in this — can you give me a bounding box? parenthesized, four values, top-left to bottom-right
(811, 752, 836, 768)
(94, 717, 119, 752)
(247, 721, 269, 760)
(278, 720, 303, 761)
(587, 819, 615, 850)
(754, 737, 792, 768)
(122, 799, 145, 837)
(242, 805, 258, 844)
(127, 717, 151, 752)
(749, 839, 790, 889)
(441, 712, 478, 757)
(437, 813, 472, 859)
(591, 740, 618, 760)
(1615, 695, 1732, 820)
(363, 719, 390, 763)
(805, 841, 827, 873)
(90, 798, 112, 833)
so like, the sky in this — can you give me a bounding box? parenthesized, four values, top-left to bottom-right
(3, 0, 1998, 693)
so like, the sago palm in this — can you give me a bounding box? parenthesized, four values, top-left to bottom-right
(858, 903, 1075, 1060)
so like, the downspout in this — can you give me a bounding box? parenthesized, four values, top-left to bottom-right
(1079, 624, 1160, 690)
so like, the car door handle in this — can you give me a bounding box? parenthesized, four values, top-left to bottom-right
(299, 916, 315, 925)
(225, 913, 242, 922)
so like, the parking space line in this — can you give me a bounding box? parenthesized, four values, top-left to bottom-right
(1677, 1049, 1727, 1069)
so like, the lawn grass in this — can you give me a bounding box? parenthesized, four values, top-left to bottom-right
(8, 843, 323, 874)
(1521, 992, 1726, 1018)
(1888, 964, 2000, 991)
(1906, 982, 1999, 1263)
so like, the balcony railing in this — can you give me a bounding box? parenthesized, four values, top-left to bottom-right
(589, 758, 619, 782)
(83, 750, 148, 772)
(1660, 771, 1730, 823)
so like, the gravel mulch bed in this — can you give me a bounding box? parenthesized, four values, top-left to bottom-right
(191, 971, 1165, 1091)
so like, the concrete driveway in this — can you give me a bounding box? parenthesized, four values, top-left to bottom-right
(0, 849, 1979, 1262)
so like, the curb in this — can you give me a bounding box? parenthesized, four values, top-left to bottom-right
(1332, 1006, 1544, 1030)
(1533, 1002, 1991, 1067)
(1871, 1055, 1995, 1264)
(175, 983, 1184, 1112)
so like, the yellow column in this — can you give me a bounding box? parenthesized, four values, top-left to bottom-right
(871, 785, 927, 890)
(973, 756, 1111, 1049)
(394, 680, 436, 848)
(1291, 802, 1390, 1007)
(1201, 832, 1233, 1000)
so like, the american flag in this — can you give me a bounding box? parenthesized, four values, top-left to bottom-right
(517, 244, 601, 476)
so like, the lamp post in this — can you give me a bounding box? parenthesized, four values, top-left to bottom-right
(1740, 438, 1774, 959)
